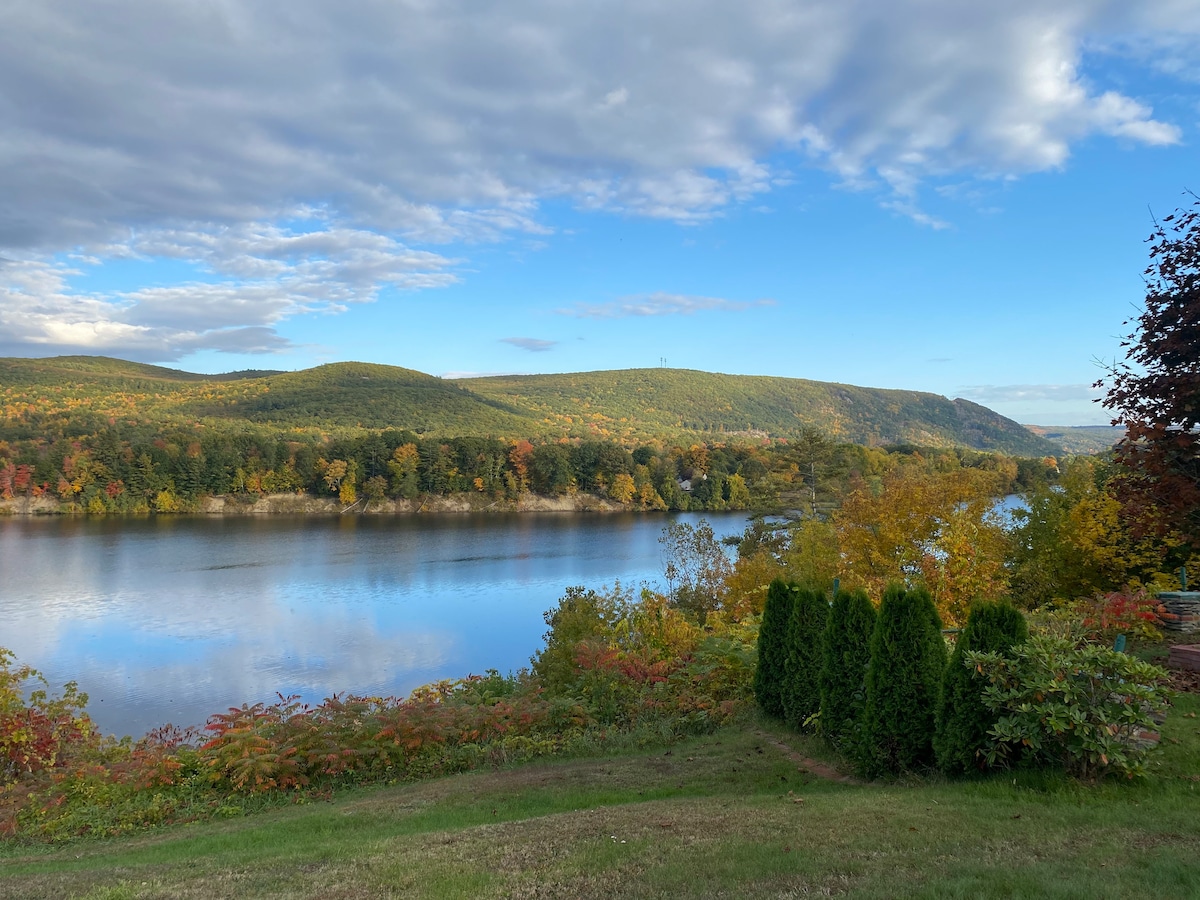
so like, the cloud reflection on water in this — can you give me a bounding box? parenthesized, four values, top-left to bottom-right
(0, 513, 746, 738)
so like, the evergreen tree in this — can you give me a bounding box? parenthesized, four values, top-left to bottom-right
(934, 599, 1028, 775)
(819, 587, 876, 749)
(754, 578, 796, 718)
(860, 583, 947, 776)
(781, 586, 829, 730)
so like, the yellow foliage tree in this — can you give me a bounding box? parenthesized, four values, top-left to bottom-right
(637, 482, 667, 510)
(725, 472, 752, 508)
(628, 589, 703, 657)
(322, 459, 348, 493)
(781, 518, 840, 590)
(721, 550, 785, 621)
(834, 465, 1007, 622)
(154, 489, 182, 513)
(1009, 457, 1188, 606)
(918, 504, 1010, 626)
(387, 443, 420, 499)
(608, 472, 636, 505)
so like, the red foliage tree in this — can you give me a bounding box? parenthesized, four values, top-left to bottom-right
(1100, 194, 1200, 551)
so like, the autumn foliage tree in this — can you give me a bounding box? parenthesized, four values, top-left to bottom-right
(659, 520, 733, 626)
(1101, 194, 1200, 553)
(834, 466, 1009, 625)
(1008, 458, 1176, 606)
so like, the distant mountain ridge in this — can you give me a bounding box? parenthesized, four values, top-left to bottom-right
(454, 368, 1059, 455)
(0, 356, 1060, 455)
(1022, 424, 1124, 455)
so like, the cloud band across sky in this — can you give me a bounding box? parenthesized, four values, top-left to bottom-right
(2, 1, 1189, 253)
(0, 0, 1195, 425)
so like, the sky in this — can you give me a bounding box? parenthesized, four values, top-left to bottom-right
(2, 1, 1198, 427)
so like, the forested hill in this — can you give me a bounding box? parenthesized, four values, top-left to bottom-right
(454, 369, 1058, 455)
(1, 356, 1058, 454)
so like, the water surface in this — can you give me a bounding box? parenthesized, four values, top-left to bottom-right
(0, 512, 745, 738)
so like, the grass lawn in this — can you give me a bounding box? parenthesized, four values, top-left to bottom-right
(2, 693, 1197, 899)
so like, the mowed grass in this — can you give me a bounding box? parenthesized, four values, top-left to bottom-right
(2, 694, 1198, 900)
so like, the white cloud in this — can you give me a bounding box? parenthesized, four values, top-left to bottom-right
(599, 87, 630, 110)
(0, 222, 458, 360)
(0, 1, 1187, 251)
(501, 337, 558, 352)
(0, 0, 1192, 355)
(560, 292, 775, 319)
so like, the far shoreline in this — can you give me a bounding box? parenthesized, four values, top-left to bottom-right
(0, 490, 746, 517)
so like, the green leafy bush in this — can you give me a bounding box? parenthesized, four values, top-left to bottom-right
(967, 634, 1172, 780)
(934, 600, 1028, 775)
(818, 588, 876, 749)
(531, 584, 633, 693)
(860, 584, 947, 776)
(754, 579, 796, 718)
(781, 587, 829, 730)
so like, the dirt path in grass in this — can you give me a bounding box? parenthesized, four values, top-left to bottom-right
(757, 731, 864, 785)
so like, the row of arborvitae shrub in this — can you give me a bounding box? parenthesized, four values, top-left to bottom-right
(754, 578, 1172, 780)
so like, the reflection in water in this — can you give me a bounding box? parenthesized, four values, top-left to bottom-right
(0, 512, 746, 738)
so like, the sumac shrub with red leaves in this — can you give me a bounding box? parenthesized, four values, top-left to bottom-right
(196, 676, 556, 793)
(1080, 589, 1164, 642)
(0, 649, 96, 784)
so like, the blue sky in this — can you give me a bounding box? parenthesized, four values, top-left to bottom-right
(2, 2, 1198, 426)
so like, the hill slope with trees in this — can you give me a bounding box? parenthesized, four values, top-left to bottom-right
(455, 368, 1057, 453)
(1, 356, 1058, 454)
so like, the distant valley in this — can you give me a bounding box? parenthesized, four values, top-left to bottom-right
(1022, 424, 1124, 455)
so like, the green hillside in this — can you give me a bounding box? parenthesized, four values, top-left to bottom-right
(176, 362, 534, 434)
(0, 355, 278, 385)
(0, 356, 1059, 454)
(455, 368, 1058, 454)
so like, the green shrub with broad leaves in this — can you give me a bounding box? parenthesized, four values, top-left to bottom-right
(966, 634, 1172, 780)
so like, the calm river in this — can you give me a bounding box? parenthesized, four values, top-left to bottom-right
(0, 512, 747, 739)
